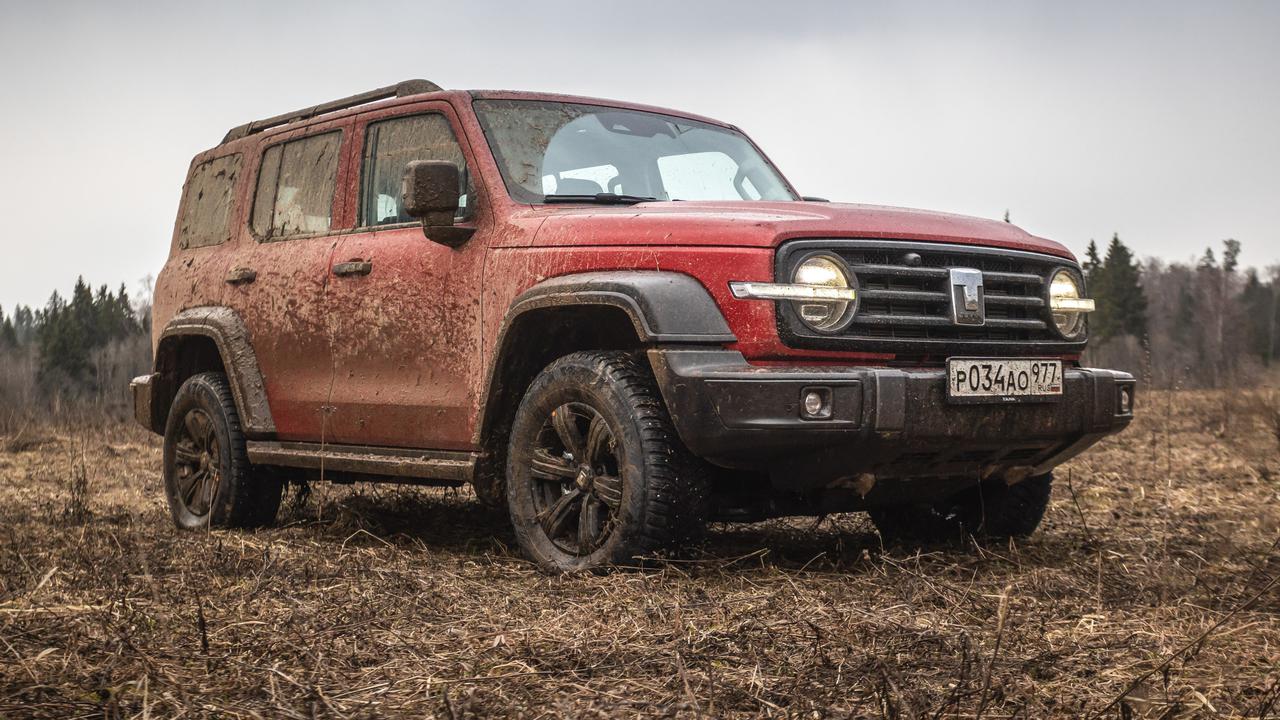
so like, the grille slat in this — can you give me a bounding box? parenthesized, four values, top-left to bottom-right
(851, 314, 1047, 330)
(859, 289, 949, 303)
(984, 295, 1045, 308)
(983, 271, 1044, 285)
(855, 264, 949, 279)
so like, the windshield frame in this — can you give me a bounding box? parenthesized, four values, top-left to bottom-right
(470, 95, 799, 205)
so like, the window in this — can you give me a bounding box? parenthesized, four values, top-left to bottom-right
(474, 99, 796, 203)
(251, 131, 342, 239)
(360, 114, 470, 226)
(178, 153, 241, 249)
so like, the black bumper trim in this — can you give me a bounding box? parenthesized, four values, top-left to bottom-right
(648, 349, 1134, 491)
(130, 373, 160, 434)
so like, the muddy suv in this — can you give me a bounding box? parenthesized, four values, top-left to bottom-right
(133, 79, 1135, 571)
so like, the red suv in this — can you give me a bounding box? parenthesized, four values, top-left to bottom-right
(132, 80, 1135, 572)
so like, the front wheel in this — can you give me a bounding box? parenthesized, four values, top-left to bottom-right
(506, 352, 706, 572)
(869, 472, 1053, 546)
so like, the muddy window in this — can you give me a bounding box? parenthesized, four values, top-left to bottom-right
(178, 154, 242, 249)
(251, 131, 342, 240)
(474, 99, 795, 204)
(360, 114, 471, 226)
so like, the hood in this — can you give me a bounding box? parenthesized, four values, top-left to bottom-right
(530, 201, 1074, 260)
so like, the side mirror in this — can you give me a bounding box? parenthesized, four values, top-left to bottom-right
(401, 160, 474, 247)
(402, 160, 461, 225)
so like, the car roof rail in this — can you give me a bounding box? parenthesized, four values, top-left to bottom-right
(221, 79, 443, 144)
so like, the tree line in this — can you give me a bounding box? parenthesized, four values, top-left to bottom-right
(1082, 235, 1279, 387)
(0, 277, 151, 421)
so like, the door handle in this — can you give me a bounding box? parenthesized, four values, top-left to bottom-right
(225, 267, 257, 285)
(333, 260, 373, 277)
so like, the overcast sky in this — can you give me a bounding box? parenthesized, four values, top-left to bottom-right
(1, 0, 1277, 311)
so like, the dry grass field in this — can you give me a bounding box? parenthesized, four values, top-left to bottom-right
(2, 390, 1279, 718)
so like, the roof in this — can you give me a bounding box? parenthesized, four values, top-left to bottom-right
(220, 80, 733, 145)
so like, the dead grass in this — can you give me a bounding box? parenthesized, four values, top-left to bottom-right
(1, 390, 1279, 718)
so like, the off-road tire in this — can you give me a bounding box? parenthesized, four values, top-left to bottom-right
(163, 372, 283, 529)
(506, 351, 708, 572)
(870, 472, 1053, 545)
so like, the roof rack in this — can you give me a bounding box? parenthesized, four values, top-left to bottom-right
(221, 79, 443, 144)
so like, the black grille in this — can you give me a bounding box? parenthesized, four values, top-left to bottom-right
(776, 239, 1087, 356)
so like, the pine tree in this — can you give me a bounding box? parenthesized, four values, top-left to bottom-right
(1222, 239, 1241, 274)
(1198, 248, 1217, 271)
(37, 290, 92, 389)
(1241, 269, 1274, 365)
(1091, 233, 1148, 342)
(115, 283, 137, 338)
(1083, 240, 1102, 285)
(12, 305, 34, 344)
(0, 306, 14, 348)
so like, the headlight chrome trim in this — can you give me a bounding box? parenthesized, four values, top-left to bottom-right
(730, 252, 859, 334)
(728, 281, 857, 302)
(1049, 296, 1096, 312)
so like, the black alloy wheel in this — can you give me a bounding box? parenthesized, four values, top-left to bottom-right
(528, 402, 624, 555)
(171, 408, 222, 519)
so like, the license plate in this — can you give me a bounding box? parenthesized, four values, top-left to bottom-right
(946, 358, 1063, 403)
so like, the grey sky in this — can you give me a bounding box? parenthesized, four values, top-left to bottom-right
(1, 0, 1277, 311)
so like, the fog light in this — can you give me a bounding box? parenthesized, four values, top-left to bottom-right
(1118, 386, 1133, 414)
(801, 387, 832, 419)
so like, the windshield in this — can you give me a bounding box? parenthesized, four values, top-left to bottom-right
(473, 99, 796, 204)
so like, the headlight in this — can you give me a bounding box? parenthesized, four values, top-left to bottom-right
(1047, 269, 1091, 339)
(792, 254, 856, 332)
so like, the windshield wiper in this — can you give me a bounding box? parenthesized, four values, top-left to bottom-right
(543, 193, 658, 205)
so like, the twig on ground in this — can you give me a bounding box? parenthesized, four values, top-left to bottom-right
(975, 584, 1012, 720)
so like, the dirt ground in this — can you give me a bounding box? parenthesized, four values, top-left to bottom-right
(1, 390, 1278, 719)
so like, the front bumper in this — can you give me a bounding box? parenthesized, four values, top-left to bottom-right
(130, 373, 161, 434)
(648, 349, 1134, 493)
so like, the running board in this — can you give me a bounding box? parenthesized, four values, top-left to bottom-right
(245, 441, 475, 482)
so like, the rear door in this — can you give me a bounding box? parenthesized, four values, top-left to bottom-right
(221, 121, 350, 441)
(321, 104, 488, 449)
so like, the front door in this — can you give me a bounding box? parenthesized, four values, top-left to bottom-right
(322, 108, 487, 450)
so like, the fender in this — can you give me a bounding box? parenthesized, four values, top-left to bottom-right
(156, 307, 276, 437)
(503, 271, 736, 344)
(474, 271, 735, 448)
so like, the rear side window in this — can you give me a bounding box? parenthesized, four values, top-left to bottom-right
(251, 131, 342, 239)
(360, 114, 470, 226)
(178, 154, 242, 249)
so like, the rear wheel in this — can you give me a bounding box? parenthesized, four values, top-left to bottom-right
(870, 472, 1053, 545)
(163, 372, 283, 529)
(506, 352, 706, 572)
